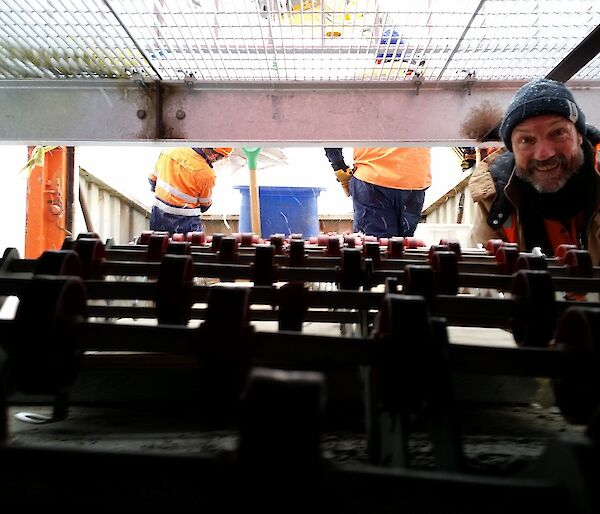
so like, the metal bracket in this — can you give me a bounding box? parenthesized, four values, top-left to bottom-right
(184, 73, 196, 90)
(412, 75, 424, 96)
(131, 71, 149, 92)
(463, 73, 477, 96)
(154, 82, 165, 138)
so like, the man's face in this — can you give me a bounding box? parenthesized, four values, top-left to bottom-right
(511, 114, 584, 193)
(204, 149, 227, 165)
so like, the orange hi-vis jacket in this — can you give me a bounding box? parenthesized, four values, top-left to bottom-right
(502, 212, 585, 254)
(352, 147, 432, 190)
(149, 148, 215, 216)
(469, 144, 600, 264)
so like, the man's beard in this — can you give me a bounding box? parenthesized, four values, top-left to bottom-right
(514, 148, 584, 193)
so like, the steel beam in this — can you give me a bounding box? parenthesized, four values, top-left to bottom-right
(1, 79, 599, 146)
(0, 79, 158, 145)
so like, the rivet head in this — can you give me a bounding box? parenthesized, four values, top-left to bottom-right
(492, 220, 499, 225)
(136, 109, 146, 119)
(176, 110, 186, 120)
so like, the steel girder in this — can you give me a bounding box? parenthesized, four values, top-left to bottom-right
(1, 79, 599, 147)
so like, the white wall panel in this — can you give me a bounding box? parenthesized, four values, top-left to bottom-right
(0, 147, 27, 256)
(78, 169, 149, 245)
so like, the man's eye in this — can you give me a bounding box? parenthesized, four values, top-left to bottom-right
(518, 137, 534, 146)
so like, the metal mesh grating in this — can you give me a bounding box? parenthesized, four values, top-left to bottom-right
(1, 0, 599, 82)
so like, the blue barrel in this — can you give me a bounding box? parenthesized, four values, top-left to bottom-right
(234, 185, 324, 238)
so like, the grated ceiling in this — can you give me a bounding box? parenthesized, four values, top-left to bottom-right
(1, 0, 599, 145)
(1, 0, 600, 82)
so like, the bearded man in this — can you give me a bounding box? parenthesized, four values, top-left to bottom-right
(468, 78, 600, 262)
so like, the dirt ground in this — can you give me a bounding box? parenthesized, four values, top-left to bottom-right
(6, 399, 585, 476)
(3, 324, 590, 480)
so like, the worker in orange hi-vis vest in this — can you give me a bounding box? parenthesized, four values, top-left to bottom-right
(324, 147, 431, 238)
(148, 147, 233, 235)
(468, 78, 600, 263)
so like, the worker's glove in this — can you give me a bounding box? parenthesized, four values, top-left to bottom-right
(334, 168, 353, 197)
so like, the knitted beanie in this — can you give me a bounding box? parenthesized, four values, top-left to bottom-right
(499, 78, 586, 151)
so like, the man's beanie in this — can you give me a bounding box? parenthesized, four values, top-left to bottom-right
(499, 78, 586, 151)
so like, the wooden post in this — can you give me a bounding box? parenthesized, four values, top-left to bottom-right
(248, 167, 261, 235)
(243, 148, 262, 236)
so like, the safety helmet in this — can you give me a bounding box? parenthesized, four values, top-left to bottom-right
(213, 147, 233, 157)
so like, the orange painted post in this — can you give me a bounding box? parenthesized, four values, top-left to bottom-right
(24, 146, 69, 259)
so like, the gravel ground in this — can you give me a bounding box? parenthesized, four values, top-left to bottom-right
(4, 328, 586, 475)
(6, 401, 585, 475)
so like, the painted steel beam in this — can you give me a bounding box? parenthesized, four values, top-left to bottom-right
(0, 79, 158, 145)
(24, 146, 70, 258)
(1, 79, 599, 147)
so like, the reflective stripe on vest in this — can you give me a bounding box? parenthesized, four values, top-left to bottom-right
(156, 177, 208, 204)
(153, 198, 202, 216)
